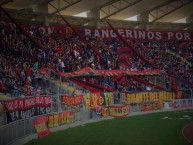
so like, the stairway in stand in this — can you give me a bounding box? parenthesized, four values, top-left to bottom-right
(49, 79, 83, 95)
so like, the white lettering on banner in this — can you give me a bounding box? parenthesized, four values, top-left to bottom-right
(24, 97, 35, 108)
(36, 96, 45, 105)
(39, 27, 54, 34)
(10, 112, 16, 121)
(126, 30, 132, 38)
(138, 31, 145, 39)
(156, 32, 162, 40)
(118, 29, 125, 37)
(102, 30, 109, 38)
(184, 33, 190, 40)
(168, 32, 174, 40)
(95, 30, 100, 37)
(14, 100, 18, 110)
(84, 29, 192, 40)
(46, 107, 51, 113)
(147, 31, 154, 39)
(45, 97, 51, 105)
(5, 101, 13, 111)
(1, 20, 192, 41)
(167, 32, 191, 40)
(133, 30, 137, 38)
(110, 30, 116, 37)
(176, 33, 183, 40)
(40, 107, 45, 114)
(20, 108, 35, 119)
(19, 100, 24, 109)
(85, 29, 91, 36)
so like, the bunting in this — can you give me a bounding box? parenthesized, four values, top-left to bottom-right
(116, 74, 127, 85)
(117, 48, 131, 58)
(119, 58, 131, 69)
(57, 67, 161, 78)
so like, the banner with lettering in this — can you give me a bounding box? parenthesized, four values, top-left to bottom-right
(58, 67, 161, 78)
(174, 99, 193, 108)
(121, 91, 174, 104)
(2, 20, 191, 41)
(47, 111, 74, 128)
(33, 116, 50, 138)
(1, 20, 193, 41)
(109, 104, 129, 118)
(84, 92, 114, 109)
(61, 95, 83, 112)
(82, 28, 193, 41)
(4, 96, 51, 123)
(61, 95, 83, 105)
(140, 102, 153, 111)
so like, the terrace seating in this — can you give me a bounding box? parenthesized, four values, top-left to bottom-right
(0, 20, 192, 96)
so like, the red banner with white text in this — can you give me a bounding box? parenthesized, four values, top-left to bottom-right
(4, 96, 51, 123)
(1, 20, 193, 41)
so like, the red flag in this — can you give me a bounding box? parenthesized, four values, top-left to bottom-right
(171, 77, 178, 98)
(172, 78, 178, 91)
(33, 116, 50, 138)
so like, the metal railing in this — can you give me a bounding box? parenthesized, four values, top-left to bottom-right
(0, 97, 192, 145)
(0, 117, 35, 145)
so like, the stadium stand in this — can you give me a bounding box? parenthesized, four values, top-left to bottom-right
(1, 18, 193, 97)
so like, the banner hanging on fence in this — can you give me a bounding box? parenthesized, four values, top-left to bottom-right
(153, 101, 163, 110)
(84, 92, 114, 109)
(33, 116, 50, 138)
(47, 111, 74, 128)
(61, 95, 83, 112)
(61, 95, 83, 105)
(121, 91, 174, 104)
(174, 99, 193, 108)
(4, 96, 51, 123)
(140, 102, 153, 111)
(109, 104, 129, 118)
(163, 101, 174, 109)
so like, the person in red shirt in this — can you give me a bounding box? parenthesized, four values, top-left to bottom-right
(25, 65, 31, 77)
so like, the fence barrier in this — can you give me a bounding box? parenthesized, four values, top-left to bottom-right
(0, 95, 193, 145)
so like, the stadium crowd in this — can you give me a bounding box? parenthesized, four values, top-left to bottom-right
(0, 21, 193, 97)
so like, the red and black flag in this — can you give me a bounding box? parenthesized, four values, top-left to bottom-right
(117, 48, 131, 58)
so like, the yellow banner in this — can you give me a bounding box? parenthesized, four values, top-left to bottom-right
(47, 111, 74, 128)
(121, 91, 174, 104)
(84, 92, 114, 109)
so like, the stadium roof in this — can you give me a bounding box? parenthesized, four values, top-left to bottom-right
(1, 0, 193, 30)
